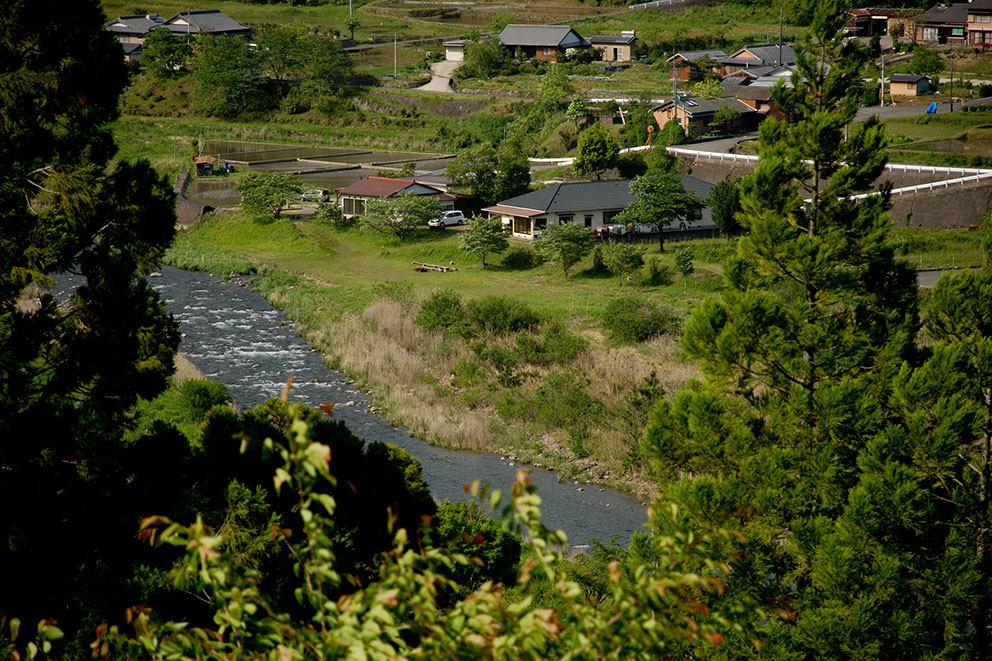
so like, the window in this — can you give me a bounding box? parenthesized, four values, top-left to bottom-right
(971, 13, 991, 23)
(922, 27, 938, 40)
(558, 215, 574, 225)
(603, 210, 620, 224)
(535, 217, 548, 230)
(584, 215, 593, 228)
(513, 216, 530, 235)
(688, 207, 703, 220)
(953, 27, 965, 37)
(543, 47, 552, 56)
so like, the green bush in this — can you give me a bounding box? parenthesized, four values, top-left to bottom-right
(314, 202, 355, 229)
(602, 296, 674, 343)
(464, 295, 539, 335)
(534, 370, 601, 431)
(416, 289, 466, 334)
(432, 501, 522, 597)
(501, 245, 540, 269)
(643, 256, 675, 286)
(177, 379, 231, 421)
(513, 321, 586, 366)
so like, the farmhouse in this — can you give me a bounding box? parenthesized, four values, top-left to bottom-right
(589, 32, 636, 63)
(336, 176, 455, 217)
(498, 24, 589, 62)
(651, 96, 758, 135)
(665, 49, 727, 81)
(482, 177, 715, 239)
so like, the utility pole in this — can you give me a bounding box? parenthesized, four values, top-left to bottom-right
(394, 33, 397, 77)
(950, 55, 955, 112)
(349, 0, 352, 19)
(778, 6, 783, 66)
(880, 53, 885, 108)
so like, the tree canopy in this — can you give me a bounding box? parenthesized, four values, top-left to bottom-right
(446, 144, 530, 205)
(0, 0, 180, 651)
(533, 222, 595, 278)
(459, 215, 510, 268)
(639, 3, 992, 657)
(613, 173, 704, 252)
(360, 195, 442, 241)
(238, 171, 302, 220)
(572, 123, 619, 180)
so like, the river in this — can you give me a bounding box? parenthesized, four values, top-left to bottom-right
(153, 266, 649, 547)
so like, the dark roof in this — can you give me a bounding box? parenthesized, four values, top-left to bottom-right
(589, 35, 636, 45)
(667, 49, 727, 63)
(891, 74, 928, 83)
(722, 85, 773, 101)
(498, 24, 588, 48)
(121, 42, 142, 55)
(729, 43, 796, 66)
(336, 176, 447, 198)
(491, 176, 713, 214)
(104, 14, 164, 36)
(917, 3, 968, 25)
(652, 96, 754, 116)
(848, 7, 922, 18)
(163, 10, 251, 36)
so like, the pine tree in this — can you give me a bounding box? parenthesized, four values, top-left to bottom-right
(643, 2, 926, 656)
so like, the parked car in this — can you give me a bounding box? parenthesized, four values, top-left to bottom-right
(428, 210, 465, 229)
(301, 189, 331, 203)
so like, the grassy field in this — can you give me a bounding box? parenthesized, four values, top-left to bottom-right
(163, 209, 985, 495)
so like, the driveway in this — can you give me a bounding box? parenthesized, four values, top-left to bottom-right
(418, 60, 460, 93)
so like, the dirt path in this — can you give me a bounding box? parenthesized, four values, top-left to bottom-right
(418, 60, 460, 93)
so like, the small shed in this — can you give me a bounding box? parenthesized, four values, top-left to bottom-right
(443, 40, 466, 62)
(889, 73, 929, 96)
(194, 155, 216, 176)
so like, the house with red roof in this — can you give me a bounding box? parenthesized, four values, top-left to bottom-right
(336, 176, 455, 217)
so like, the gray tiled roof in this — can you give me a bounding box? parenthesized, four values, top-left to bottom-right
(496, 175, 713, 214)
(890, 74, 928, 83)
(498, 24, 587, 48)
(652, 96, 754, 116)
(917, 3, 968, 24)
(104, 14, 164, 35)
(730, 43, 796, 66)
(667, 49, 727, 63)
(163, 10, 251, 36)
(589, 35, 636, 45)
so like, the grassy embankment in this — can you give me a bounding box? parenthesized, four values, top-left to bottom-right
(164, 209, 986, 495)
(883, 110, 992, 167)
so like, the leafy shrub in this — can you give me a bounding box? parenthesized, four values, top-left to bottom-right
(432, 501, 522, 597)
(602, 296, 674, 343)
(590, 245, 609, 273)
(416, 289, 466, 334)
(513, 321, 586, 366)
(616, 152, 648, 178)
(471, 340, 521, 386)
(501, 245, 540, 269)
(177, 379, 231, 421)
(534, 370, 602, 431)
(643, 256, 674, 286)
(314, 202, 355, 229)
(464, 295, 539, 335)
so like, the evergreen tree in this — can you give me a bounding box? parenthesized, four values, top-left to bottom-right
(0, 0, 180, 652)
(643, 3, 927, 656)
(573, 122, 619, 180)
(708, 175, 742, 236)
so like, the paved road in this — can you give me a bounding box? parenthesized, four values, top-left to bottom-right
(418, 60, 460, 93)
(916, 267, 980, 288)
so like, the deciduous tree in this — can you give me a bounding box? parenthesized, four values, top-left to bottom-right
(533, 222, 594, 278)
(600, 242, 644, 287)
(360, 195, 441, 241)
(459, 215, 510, 268)
(141, 27, 192, 78)
(614, 173, 704, 252)
(194, 35, 273, 117)
(238, 171, 302, 220)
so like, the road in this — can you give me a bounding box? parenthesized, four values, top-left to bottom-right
(418, 59, 460, 93)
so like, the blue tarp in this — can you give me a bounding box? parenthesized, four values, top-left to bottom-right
(926, 102, 938, 114)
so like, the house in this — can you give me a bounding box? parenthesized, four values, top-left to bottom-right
(589, 32, 636, 63)
(748, 64, 800, 88)
(844, 8, 922, 39)
(103, 13, 165, 44)
(335, 176, 455, 217)
(719, 43, 796, 76)
(498, 24, 589, 62)
(482, 177, 715, 239)
(651, 96, 758, 135)
(121, 42, 143, 63)
(967, 0, 992, 46)
(889, 74, 930, 96)
(665, 49, 727, 81)
(722, 84, 776, 115)
(915, 2, 967, 44)
(161, 10, 252, 39)
(443, 40, 466, 62)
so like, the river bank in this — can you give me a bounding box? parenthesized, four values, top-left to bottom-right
(154, 266, 649, 546)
